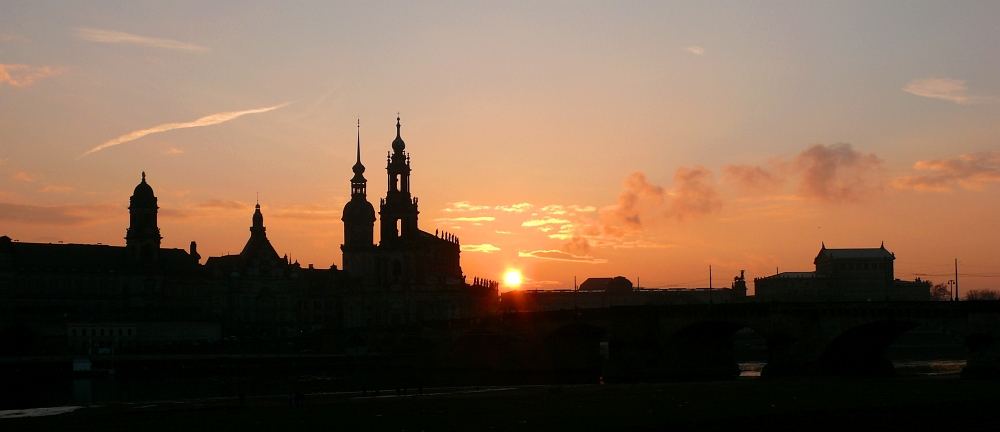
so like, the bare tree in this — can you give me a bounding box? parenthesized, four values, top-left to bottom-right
(930, 284, 951, 301)
(964, 290, 1000, 301)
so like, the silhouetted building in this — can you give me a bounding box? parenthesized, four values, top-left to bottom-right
(500, 274, 747, 312)
(206, 202, 348, 328)
(753, 243, 931, 302)
(341, 118, 497, 327)
(0, 174, 212, 354)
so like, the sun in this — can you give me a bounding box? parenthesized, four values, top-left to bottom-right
(503, 269, 522, 287)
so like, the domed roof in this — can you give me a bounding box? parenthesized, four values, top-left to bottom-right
(132, 172, 155, 200)
(391, 116, 405, 152)
(342, 198, 376, 222)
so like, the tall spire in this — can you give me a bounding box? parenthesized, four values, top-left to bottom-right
(391, 114, 405, 153)
(351, 119, 368, 197)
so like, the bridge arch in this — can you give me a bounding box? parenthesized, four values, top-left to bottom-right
(660, 320, 760, 380)
(543, 323, 608, 382)
(816, 320, 921, 376)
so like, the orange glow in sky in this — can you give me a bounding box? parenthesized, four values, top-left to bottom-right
(2, 3, 1000, 293)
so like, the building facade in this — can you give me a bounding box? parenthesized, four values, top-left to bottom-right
(341, 118, 498, 327)
(753, 243, 931, 302)
(1, 119, 500, 355)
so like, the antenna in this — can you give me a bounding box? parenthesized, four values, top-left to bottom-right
(955, 258, 959, 301)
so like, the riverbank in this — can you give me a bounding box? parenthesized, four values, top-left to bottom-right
(3, 375, 998, 431)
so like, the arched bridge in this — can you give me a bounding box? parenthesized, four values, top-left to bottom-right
(354, 302, 1000, 381)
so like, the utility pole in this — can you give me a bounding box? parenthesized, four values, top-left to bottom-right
(709, 266, 713, 290)
(955, 259, 959, 301)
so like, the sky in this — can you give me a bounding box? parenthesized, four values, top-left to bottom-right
(2, 1, 999, 293)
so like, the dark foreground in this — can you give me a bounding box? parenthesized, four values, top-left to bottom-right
(3, 376, 999, 431)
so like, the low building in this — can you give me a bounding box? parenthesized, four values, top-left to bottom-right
(500, 274, 748, 312)
(753, 243, 930, 302)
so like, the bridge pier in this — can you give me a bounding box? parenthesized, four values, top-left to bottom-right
(961, 312, 1000, 379)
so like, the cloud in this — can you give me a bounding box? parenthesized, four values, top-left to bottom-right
(81, 102, 292, 157)
(721, 164, 783, 192)
(904, 78, 991, 104)
(608, 172, 665, 230)
(0, 202, 120, 225)
(495, 203, 532, 212)
(0, 64, 61, 87)
(893, 151, 1000, 192)
(564, 236, 591, 255)
(270, 204, 340, 221)
(163, 147, 184, 155)
(436, 216, 496, 223)
(40, 185, 74, 193)
(667, 165, 722, 220)
(461, 244, 500, 253)
(195, 199, 249, 210)
(521, 218, 570, 227)
(683, 46, 706, 55)
(518, 250, 607, 264)
(10, 172, 33, 182)
(495, 230, 513, 234)
(76, 27, 209, 52)
(443, 201, 491, 212)
(568, 205, 596, 212)
(794, 143, 882, 202)
(1, 34, 28, 43)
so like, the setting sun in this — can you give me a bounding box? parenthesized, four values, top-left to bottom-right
(503, 270, 522, 287)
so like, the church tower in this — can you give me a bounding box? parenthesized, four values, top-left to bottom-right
(342, 121, 376, 275)
(125, 172, 161, 264)
(379, 116, 419, 245)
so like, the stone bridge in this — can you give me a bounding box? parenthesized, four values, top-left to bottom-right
(353, 302, 1000, 382)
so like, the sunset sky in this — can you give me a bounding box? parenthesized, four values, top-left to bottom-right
(2, 2, 999, 292)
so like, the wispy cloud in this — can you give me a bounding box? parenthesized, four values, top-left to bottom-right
(76, 27, 209, 52)
(10, 172, 34, 182)
(461, 244, 500, 253)
(163, 147, 184, 155)
(195, 199, 249, 210)
(893, 151, 1000, 192)
(683, 46, 705, 55)
(270, 204, 341, 222)
(0, 64, 61, 87)
(521, 218, 570, 227)
(443, 201, 491, 212)
(0, 202, 121, 225)
(81, 102, 292, 157)
(436, 216, 496, 223)
(40, 185, 74, 193)
(518, 250, 607, 264)
(495, 203, 532, 213)
(904, 78, 991, 104)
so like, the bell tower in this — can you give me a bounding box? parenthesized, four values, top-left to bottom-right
(379, 116, 419, 244)
(341, 121, 377, 275)
(125, 172, 161, 264)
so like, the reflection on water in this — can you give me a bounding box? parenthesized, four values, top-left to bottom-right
(0, 360, 970, 410)
(738, 360, 967, 377)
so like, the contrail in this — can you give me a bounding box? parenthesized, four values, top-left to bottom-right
(77, 28, 209, 52)
(81, 102, 292, 157)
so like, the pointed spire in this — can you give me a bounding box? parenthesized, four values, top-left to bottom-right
(881, 241, 885, 249)
(391, 114, 405, 152)
(356, 119, 362, 164)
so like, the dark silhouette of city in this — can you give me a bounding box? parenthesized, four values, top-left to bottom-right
(2, 119, 1000, 431)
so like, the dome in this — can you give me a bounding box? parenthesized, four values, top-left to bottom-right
(391, 116, 405, 152)
(342, 198, 376, 223)
(352, 160, 366, 174)
(131, 172, 156, 200)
